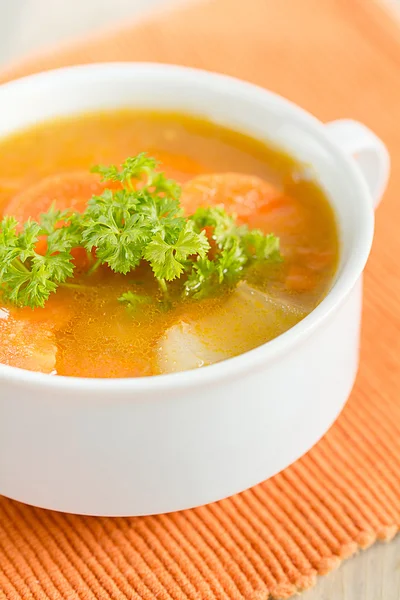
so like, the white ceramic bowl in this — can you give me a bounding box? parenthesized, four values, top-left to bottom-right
(0, 63, 389, 516)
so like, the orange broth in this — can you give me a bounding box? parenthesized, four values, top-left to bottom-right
(0, 111, 338, 377)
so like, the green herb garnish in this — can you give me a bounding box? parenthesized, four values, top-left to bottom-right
(186, 206, 281, 298)
(0, 208, 81, 308)
(0, 153, 282, 309)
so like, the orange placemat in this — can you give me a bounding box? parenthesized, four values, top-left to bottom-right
(1, 0, 400, 598)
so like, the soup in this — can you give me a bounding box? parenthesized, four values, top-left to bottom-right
(0, 111, 338, 377)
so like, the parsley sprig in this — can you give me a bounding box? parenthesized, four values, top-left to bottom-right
(84, 154, 208, 282)
(0, 208, 81, 308)
(0, 153, 282, 309)
(186, 206, 281, 298)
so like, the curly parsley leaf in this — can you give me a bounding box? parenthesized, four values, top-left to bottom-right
(239, 228, 282, 262)
(40, 205, 83, 254)
(82, 208, 151, 274)
(184, 257, 219, 299)
(92, 153, 157, 187)
(144, 223, 210, 281)
(183, 240, 246, 299)
(190, 205, 238, 249)
(0, 210, 77, 308)
(186, 204, 281, 298)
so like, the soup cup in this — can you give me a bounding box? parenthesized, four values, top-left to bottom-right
(0, 63, 389, 516)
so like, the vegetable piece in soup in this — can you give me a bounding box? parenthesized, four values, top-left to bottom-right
(5, 171, 112, 222)
(181, 173, 280, 218)
(155, 283, 307, 374)
(0, 296, 71, 373)
(0, 110, 338, 377)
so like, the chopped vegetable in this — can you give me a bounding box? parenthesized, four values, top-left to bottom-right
(0, 312, 57, 373)
(155, 282, 307, 374)
(155, 321, 228, 374)
(181, 173, 281, 219)
(4, 170, 113, 222)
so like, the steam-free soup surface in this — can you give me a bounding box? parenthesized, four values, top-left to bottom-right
(0, 111, 338, 377)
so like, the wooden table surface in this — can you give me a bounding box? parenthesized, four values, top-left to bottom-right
(0, 1, 399, 598)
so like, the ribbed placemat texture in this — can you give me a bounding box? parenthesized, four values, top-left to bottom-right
(0, 0, 400, 598)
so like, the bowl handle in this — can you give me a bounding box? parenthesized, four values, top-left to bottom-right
(325, 119, 390, 209)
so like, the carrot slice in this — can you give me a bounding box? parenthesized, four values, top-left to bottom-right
(0, 293, 75, 373)
(0, 313, 57, 373)
(9, 293, 73, 330)
(182, 172, 311, 247)
(4, 171, 113, 222)
(181, 173, 281, 219)
(0, 299, 67, 373)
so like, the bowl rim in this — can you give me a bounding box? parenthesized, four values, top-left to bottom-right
(0, 62, 375, 392)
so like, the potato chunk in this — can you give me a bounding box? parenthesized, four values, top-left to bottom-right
(155, 283, 307, 374)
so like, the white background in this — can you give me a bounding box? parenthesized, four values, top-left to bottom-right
(0, 0, 399, 598)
